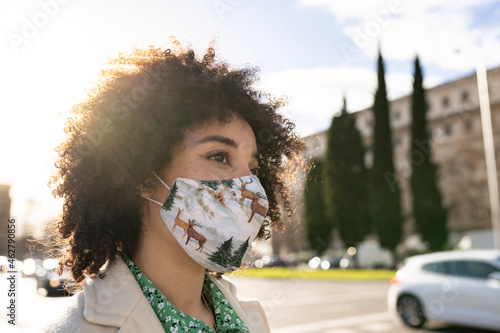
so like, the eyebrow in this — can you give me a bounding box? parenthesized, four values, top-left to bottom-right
(196, 135, 259, 161)
(196, 135, 238, 148)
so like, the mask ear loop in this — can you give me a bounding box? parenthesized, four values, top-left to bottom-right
(152, 171, 171, 191)
(142, 171, 171, 207)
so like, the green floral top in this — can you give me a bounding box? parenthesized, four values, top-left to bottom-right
(123, 254, 249, 333)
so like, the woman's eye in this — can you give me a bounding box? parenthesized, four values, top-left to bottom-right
(251, 167, 259, 176)
(209, 151, 229, 164)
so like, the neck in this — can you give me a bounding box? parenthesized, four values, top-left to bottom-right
(132, 209, 207, 315)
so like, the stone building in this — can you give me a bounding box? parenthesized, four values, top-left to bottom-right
(272, 66, 500, 256)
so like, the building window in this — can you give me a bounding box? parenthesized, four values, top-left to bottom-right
(461, 90, 469, 102)
(392, 109, 400, 121)
(442, 96, 450, 108)
(444, 124, 453, 136)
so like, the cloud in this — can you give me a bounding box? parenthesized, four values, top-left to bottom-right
(299, 0, 500, 71)
(298, 0, 404, 21)
(298, 0, 495, 22)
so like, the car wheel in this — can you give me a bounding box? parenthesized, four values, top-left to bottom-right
(396, 295, 426, 329)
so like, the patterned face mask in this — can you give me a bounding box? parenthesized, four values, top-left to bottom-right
(145, 172, 269, 273)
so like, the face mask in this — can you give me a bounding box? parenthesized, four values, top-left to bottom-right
(145, 172, 269, 273)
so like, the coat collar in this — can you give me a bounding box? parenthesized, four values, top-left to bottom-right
(82, 256, 163, 331)
(80, 256, 270, 332)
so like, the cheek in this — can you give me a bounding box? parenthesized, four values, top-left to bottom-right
(180, 161, 221, 180)
(186, 164, 236, 181)
(169, 155, 234, 181)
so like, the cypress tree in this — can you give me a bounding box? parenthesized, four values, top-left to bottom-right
(228, 237, 250, 267)
(201, 180, 219, 190)
(221, 179, 235, 188)
(324, 97, 370, 248)
(410, 56, 448, 250)
(304, 159, 332, 255)
(208, 237, 234, 268)
(369, 50, 402, 253)
(163, 182, 178, 211)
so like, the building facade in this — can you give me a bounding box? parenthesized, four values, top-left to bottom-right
(272, 67, 500, 256)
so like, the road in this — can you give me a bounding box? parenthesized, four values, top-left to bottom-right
(0, 273, 497, 332)
(230, 276, 498, 333)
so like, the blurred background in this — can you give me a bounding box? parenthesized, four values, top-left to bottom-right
(1, 0, 500, 332)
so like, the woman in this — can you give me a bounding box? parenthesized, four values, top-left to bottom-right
(44, 43, 303, 332)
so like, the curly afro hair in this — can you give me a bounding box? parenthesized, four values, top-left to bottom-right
(49, 42, 304, 285)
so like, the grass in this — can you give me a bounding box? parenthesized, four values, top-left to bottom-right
(230, 267, 397, 281)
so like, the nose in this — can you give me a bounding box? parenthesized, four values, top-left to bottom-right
(234, 164, 254, 178)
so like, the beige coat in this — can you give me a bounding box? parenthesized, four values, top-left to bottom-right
(42, 257, 271, 333)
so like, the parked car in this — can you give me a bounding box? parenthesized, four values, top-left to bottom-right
(388, 250, 500, 330)
(34, 258, 72, 296)
(37, 269, 72, 296)
(339, 240, 395, 269)
(252, 254, 294, 268)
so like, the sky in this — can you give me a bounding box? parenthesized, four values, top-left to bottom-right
(1, 0, 500, 234)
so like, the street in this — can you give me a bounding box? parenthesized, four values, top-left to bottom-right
(0, 274, 498, 332)
(230, 276, 498, 333)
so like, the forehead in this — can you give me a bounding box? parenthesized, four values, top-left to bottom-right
(184, 116, 257, 149)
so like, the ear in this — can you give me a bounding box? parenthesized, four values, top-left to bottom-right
(136, 183, 149, 198)
(136, 176, 156, 199)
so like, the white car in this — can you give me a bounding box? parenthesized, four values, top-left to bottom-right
(388, 250, 500, 330)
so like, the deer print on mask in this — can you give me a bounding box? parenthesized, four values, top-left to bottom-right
(146, 173, 268, 273)
(172, 208, 189, 237)
(185, 219, 207, 252)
